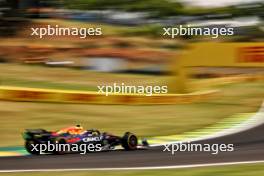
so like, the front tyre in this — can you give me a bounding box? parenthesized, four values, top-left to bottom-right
(121, 132, 138, 151)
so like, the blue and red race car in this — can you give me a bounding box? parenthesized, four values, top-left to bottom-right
(22, 125, 148, 155)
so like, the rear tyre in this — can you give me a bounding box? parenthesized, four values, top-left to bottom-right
(121, 132, 138, 151)
(25, 140, 40, 155)
(52, 138, 67, 155)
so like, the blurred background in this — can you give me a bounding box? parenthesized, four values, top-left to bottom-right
(0, 0, 264, 175)
(0, 0, 263, 69)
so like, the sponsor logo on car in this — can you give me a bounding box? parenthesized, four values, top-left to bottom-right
(82, 137, 101, 142)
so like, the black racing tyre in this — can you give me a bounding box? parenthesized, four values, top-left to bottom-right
(121, 132, 138, 151)
(25, 140, 40, 155)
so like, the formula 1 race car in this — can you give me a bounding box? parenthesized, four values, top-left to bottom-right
(22, 125, 148, 155)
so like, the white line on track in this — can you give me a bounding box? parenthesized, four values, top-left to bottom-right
(1, 160, 264, 173)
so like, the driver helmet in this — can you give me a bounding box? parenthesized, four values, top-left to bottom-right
(73, 124, 83, 134)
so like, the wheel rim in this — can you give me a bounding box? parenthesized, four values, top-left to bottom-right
(128, 135, 137, 148)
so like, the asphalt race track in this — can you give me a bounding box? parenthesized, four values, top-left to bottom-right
(0, 119, 264, 171)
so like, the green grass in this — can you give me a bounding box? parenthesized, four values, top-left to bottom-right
(0, 63, 162, 89)
(1, 163, 264, 176)
(0, 77, 97, 91)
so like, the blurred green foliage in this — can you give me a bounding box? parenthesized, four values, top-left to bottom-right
(63, 0, 183, 17)
(62, 0, 264, 18)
